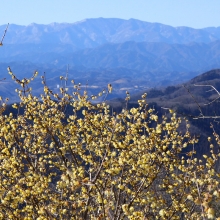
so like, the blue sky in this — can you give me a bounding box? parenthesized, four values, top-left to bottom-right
(0, 0, 219, 28)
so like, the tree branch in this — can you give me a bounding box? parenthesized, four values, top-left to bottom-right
(0, 23, 9, 46)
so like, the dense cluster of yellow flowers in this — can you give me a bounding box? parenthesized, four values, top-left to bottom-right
(0, 68, 220, 219)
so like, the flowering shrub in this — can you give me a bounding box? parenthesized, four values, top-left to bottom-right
(0, 68, 220, 219)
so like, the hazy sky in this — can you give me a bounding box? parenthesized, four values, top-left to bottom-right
(0, 0, 219, 28)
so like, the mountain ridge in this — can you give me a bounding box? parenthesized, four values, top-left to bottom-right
(1, 18, 220, 48)
(1, 18, 220, 75)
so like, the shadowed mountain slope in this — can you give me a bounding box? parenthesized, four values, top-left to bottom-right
(1, 40, 220, 74)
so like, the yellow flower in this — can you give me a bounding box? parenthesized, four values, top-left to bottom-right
(207, 208, 215, 219)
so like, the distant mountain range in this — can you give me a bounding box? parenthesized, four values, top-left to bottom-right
(1, 18, 220, 46)
(1, 18, 220, 71)
(1, 18, 220, 101)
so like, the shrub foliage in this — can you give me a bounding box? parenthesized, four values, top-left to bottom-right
(0, 68, 220, 219)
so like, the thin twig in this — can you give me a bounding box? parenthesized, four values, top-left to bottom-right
(0, 23, 9, 46)
(194, 84, 220, 96)
(194, 84, 220, 105)
(183, 85, 203, 117)
(65, 64, 69, 89)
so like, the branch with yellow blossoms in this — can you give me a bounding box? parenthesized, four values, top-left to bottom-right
(0, 67, 219, 219)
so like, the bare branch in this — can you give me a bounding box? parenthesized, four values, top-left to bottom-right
(0, 23, 9, 46)
(194, 84, 220, 105)
(194, 84, 220, 96)
(183, 85, 204, 117)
